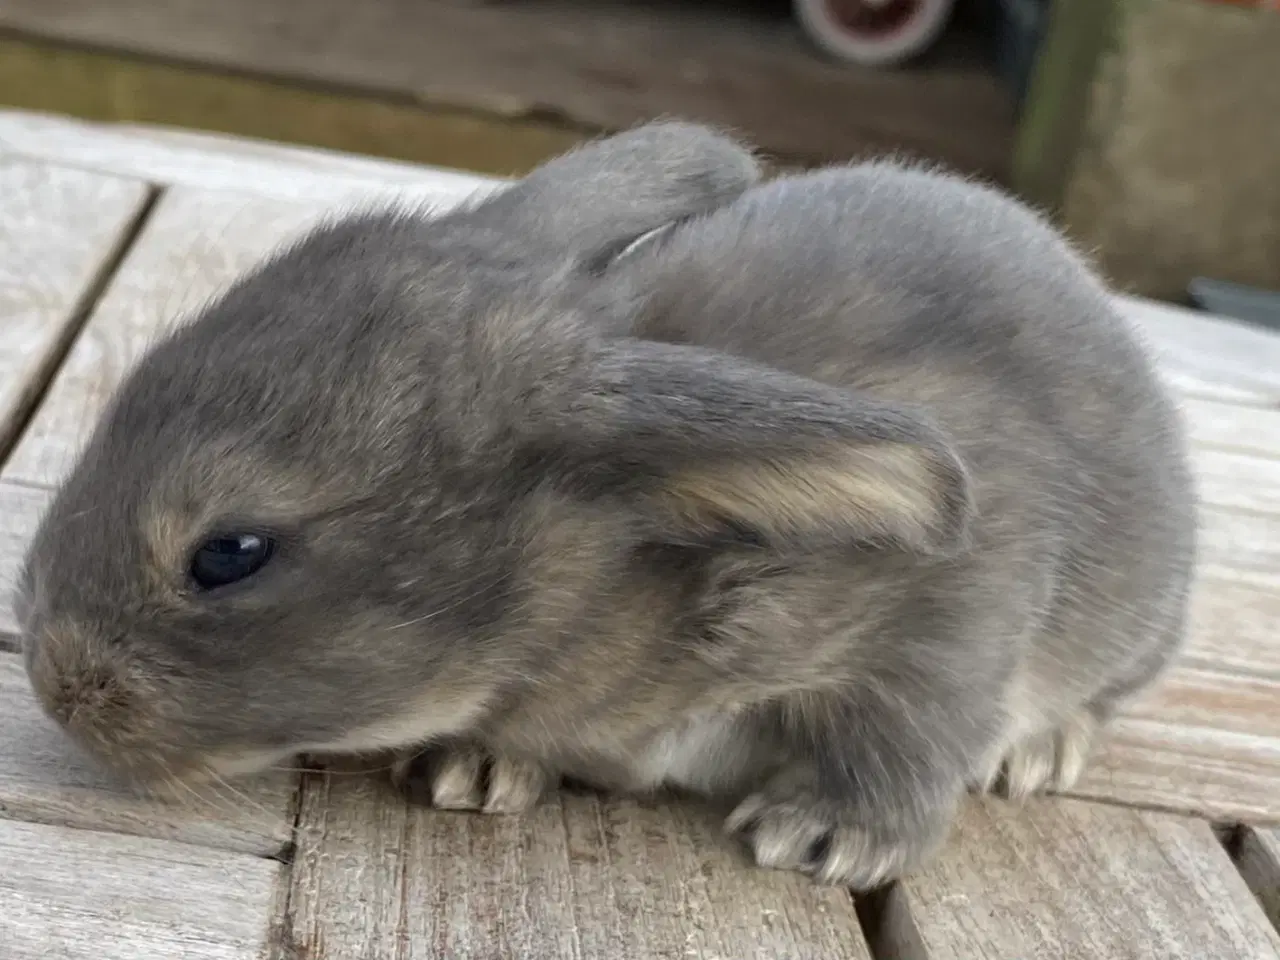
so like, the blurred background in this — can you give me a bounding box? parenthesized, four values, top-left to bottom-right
(0, 0, 1276, 307)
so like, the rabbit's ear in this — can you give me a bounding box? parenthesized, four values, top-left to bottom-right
(559, 339, 973, 555)
(470, 122, 760, 266)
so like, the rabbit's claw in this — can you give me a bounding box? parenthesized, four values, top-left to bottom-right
(975, 709, 1099, 800)
(391, 743, 548, 814)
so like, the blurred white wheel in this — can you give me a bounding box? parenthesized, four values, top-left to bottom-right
(794, 0, 956, 66)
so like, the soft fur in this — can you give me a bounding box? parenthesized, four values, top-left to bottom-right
(17, 122, 1196, 889)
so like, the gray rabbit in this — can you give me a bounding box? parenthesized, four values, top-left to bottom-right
(16, 122, 1195, 889)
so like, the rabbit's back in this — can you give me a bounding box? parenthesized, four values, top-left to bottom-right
(615, 162, 1197, 725)
(626, 163, 1169, 449)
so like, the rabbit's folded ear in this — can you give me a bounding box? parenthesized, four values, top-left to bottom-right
(470, 122, 761, 266)
(560, 340, 973, 555)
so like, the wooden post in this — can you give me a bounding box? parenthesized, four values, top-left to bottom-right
(1015, 0, 1280, 301)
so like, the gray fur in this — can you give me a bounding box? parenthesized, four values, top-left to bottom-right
(16, 124, 1195, 889)
(459, 120, 762, 269)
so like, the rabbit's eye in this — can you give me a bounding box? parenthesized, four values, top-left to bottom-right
(190, 533, 276, 590)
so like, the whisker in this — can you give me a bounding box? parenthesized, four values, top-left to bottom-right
(157, 763, 277, 833)
(206, 767, 290, 826)
(388, 574, 512, 631)
(265, 759, 401, 777)
(159, 766, 217, 812)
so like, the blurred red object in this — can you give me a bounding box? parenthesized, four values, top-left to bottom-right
(793, 0, 956, 66)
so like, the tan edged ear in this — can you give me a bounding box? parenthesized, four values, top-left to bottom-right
(561, 339, 973, 555)
(655, 439, 969, 554)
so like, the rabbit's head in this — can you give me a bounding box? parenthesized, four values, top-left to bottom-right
(17, 126, 971, 788)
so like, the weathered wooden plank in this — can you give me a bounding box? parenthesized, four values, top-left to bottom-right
(1074, 668, 1280, 823)
(1055, 1, 1280, 302)
(0, 649, 297, 854)
(0, 188, 346, 487)
(1182, 574, 1280, 681)
(1237, 826, 1280, 931)
(1183, 395, 1280, 460)
(286, 773, 873, 960)
(1197, 503, 1280, 588)
(0, 159, 149, 458)
(891, 799, 1280, 959)
(0, 109, 501, 203)
(0, 0, 1015, 175)
(1120, 294, 1280, 405)
(0, 817, 280, 960)
(1193, 447, 1280, 517)
(557, 792, 871, 959)
(1143, 658, 1280, 745)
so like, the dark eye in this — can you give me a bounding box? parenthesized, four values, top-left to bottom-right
(190, 533, 276, 590)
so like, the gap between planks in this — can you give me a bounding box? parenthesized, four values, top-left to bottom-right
(277, 768, 876, 960)
(0, 184, 161, 456)
(0, 816, 285, 960)
(1235, 826, 1280, 933)
(0, 160, 159, 460)
(854, 800, 1280, 960)
(9, 181, 163, 449)
(275, 772, 1280, 960)
(859, 806, 1280, 960)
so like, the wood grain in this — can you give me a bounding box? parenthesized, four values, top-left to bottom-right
(286, 773, 873, 960)
(1182, 574, 1280, 680)
(0, 0, 1015, 175)
(1193, 447, 1280, 517)
(0, 159, 149, 457)
(1183, 395, 1280, 460)
(1120, 294, 1280, 405)
(893, 799, 1280, 959)
(0, 649, 297, 855)
(1237, 826, 1280, 931)
(0, 109, 502, 203)
(0, 816, 280, 960)
(1197, 503, 1280, 588)
(1074, 670, 1280, 823)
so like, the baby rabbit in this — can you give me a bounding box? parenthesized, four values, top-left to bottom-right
(16, 122, 1195, 891)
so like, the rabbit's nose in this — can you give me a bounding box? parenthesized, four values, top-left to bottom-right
(24, 619, 123, 729)
(22, 620, 159, 773)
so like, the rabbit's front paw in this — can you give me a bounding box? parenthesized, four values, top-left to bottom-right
(391, 743, 548, 814)
(725, 782, 948, 889)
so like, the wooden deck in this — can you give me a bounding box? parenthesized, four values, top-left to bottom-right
(0, 108, 1278, 960)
